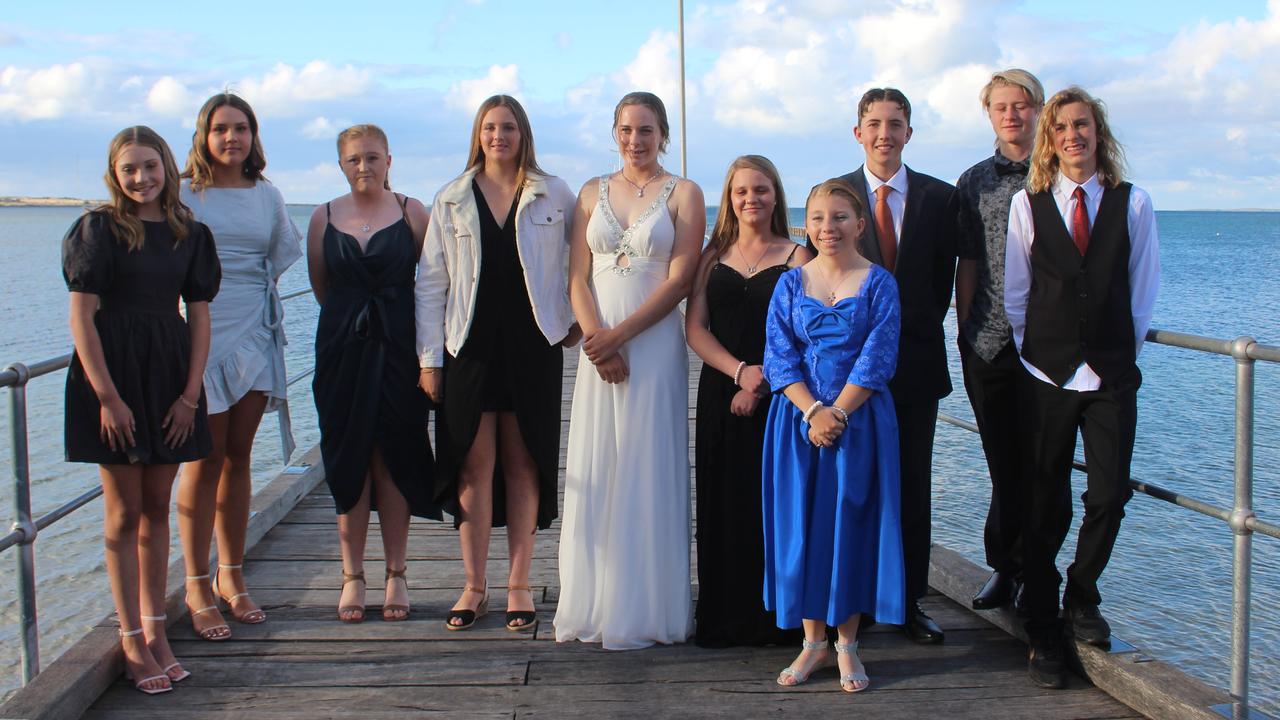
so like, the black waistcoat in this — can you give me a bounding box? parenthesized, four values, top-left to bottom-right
(1022, 183, 1137, 388)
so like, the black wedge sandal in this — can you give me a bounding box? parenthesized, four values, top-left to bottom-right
(444, 582, 488, 631)
(505, 585, 537, 632)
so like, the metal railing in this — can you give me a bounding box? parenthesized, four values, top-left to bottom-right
(1, 285, 316, 685)
(937, 330, 1279, 720)
(2, 288, 1277, 717)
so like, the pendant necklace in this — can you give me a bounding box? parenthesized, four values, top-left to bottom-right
(620, 168, 664, 197)
(816, 265, 855, 305)
(736, 241, 771, 276)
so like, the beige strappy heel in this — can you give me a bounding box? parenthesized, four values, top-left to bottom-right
(119, 627, 172, 695)
(214, 563, 266, 624)
(338, 571, 366, 623)
(140, 614, 190, 682)
(184, 574, 231, 641)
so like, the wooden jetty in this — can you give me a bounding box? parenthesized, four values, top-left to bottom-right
(0, 354, 1236, 719)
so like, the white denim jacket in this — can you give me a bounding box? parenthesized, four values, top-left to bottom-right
(415, 167, 576, 367)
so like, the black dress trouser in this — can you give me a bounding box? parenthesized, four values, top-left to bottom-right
(1019, 370, 1138, 636)
(895, 398, 939, 604)
(959, 336, 1033, 575)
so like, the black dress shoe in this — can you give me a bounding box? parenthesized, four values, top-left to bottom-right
(1027, 634, 1067, 689)
(902, 603, 945, 644)
(1013, 581, 1029, 617)
(971, 570, 1016, 610)
(1064, 601, 1111, 646)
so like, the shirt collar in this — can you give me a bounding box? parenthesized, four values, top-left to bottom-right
(1052, 171, 1102, 200)
(864, 164, 908, 196)
(993, 150, 1029, 176)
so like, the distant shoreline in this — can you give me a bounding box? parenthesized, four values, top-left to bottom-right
(0, 197, 102, 207)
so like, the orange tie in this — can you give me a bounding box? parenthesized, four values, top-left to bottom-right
(875, 185, 897, 272)
(1071, 186, 1090, 256)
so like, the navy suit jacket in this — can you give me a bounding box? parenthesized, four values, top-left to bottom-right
(835, 166, 958, 404)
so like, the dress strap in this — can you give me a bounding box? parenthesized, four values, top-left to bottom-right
(395, 192, 409, 222)
(654, 176, 679, 205)
(325, 202, 331, 220)
(785, 242, 799, 265)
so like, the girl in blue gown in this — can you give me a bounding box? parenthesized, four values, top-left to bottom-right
(762, 178, 905, 693)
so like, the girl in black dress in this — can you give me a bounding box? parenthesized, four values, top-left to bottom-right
(63, 126, 221, 693)
(306, 124, 438, 624)
(685, 155, 811, 647)
(416, 96, 579, 632)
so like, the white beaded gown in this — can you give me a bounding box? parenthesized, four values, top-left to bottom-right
(554, 176, 693, 649)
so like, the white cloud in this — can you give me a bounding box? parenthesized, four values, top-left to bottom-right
(146, 76, 196, 118)
(237, 61, 373, 116)
(615, 30, 686, 108)
(0, 62, 94, 121)
(301, 116, 341, 140)
(445, 64, 521, 113)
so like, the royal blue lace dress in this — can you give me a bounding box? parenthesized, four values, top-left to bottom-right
(761, 265, 906, 628)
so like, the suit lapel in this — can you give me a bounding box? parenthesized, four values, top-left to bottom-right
(852, 167, 883, 266)
(898, 167, 925, 273)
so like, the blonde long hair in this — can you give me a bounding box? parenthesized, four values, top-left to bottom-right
(465, 95, 546, 189)
(98, 126, 192, 251)
(705, 155, 791, 260)
(1028, 86, 1128, 193)
(181, 93, 268, 191)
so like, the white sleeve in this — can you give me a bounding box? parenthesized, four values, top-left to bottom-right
(1126, 187, 1160, 355)
(1003, 190, 1034, 353)
(415, 192, 449, 368)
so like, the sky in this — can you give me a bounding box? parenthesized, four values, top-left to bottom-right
(1, 0, 1278, 210)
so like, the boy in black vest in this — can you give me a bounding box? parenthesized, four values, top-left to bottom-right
(1004, 86, 1160, 689)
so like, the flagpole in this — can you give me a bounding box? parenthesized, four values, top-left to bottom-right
(678, 0, 687, 178)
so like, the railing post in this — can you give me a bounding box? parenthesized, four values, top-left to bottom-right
(1227, 337, 1256, 719)
(6, 362, 41, 683)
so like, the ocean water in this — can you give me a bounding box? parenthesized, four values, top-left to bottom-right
(0, 205, 1277, 714)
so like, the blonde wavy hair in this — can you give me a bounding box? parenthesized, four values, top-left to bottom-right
(99, 126, 193, 251)
(1028, 86, 1128, 193)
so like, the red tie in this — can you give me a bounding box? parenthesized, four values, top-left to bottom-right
(875, 185, 897, 272)
(1071, 186, 1090, 256)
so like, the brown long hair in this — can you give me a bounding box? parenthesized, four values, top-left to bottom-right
(613, 91, 670, 154)
(182, 92, 268, 191)
(465, 95, 546, 189)
(98, 126, 192, 251)
(705, 155, 791, 260)
(1028, 86, 1128, 193)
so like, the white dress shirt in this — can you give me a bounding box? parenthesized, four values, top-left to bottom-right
(1004, 172, 1160, 391)
(862, 164, 908, 245)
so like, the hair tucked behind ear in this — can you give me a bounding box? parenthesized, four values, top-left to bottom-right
(182, 92, 268, 191)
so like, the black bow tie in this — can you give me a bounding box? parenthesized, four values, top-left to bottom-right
(994, 153, 1029, 177)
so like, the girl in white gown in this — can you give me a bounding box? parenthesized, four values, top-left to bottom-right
(555, 92, 705, 649)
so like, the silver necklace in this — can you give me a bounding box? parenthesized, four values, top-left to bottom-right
(814, 265, 856, 305)
(619, 169, 663, 197)
(736, 242, 771, 276)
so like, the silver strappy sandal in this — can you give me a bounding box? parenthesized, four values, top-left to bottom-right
(777, 638, 828, 686)
(834, 640, 870, 693)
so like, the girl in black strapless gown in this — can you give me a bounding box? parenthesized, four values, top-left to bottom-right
(307, 124, 439, 625)
(686, 156, 811, 647)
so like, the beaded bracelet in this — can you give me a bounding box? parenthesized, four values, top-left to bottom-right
(177, 395, 199, 411)
(802, 400, 824, 423)
(733, 361, 747, 387)
(829, 405, 849, 425)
